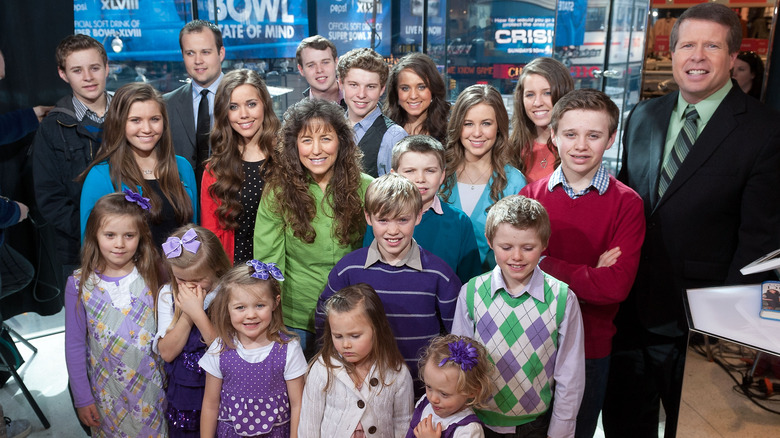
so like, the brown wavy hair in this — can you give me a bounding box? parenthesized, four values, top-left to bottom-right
(205, 69, 280, 230)
(383, 52, 450, 144)
(508, 57, 574, 174)
(267, 99, 365, 246)
(441, 84, 510, 206)
(161, 225, 231, 330)
(81, 82, 193, 225)
(313, 283, 406, 391)
(209, 262, 293, 350)
(78, 192, 160, 303)
(418, 334, 495, 409)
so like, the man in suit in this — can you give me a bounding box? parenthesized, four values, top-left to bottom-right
(602, 4, 780, 437)
(164, 20, 225, 189)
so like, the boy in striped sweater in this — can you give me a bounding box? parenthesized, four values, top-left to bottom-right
(316, 173, 461, 396)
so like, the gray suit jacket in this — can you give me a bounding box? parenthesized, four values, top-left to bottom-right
(164, 82, 196, 168)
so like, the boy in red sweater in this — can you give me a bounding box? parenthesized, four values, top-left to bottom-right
(519, 89, 645, 438)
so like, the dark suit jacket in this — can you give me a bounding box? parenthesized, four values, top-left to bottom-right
(617, 86, 780, 337)
(164, 82, 197, 168)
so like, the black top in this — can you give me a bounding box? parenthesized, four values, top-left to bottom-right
(234, 159, 266, 264)
(147, 179, 181, 249)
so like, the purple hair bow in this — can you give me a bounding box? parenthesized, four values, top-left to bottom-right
(246, 260, 285, 281)
(162, 228, 201, 259)
(123, 189, 151, 210)
(439, 339, 479, 371)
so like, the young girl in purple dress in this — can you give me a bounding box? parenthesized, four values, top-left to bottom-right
(155, 225, 231, 437)
(64, 191, 167, 437)
(407, 335, 493, 438)
(199, 261, 306, 437)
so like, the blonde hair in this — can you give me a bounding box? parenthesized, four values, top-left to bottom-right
(418, 335, 494, 409)
(208, 263, 293, 350)
(314, 284, 406, 391)
(161, 225, 231, 330)
(484, 195, 550, 247)
(364, 173, 422, 219)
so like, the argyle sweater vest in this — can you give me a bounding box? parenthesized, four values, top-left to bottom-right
(465, 271, 568, 426)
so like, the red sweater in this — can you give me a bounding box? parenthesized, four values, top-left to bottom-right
(520, 175, 645, 358)
(200, 165, 235, 262)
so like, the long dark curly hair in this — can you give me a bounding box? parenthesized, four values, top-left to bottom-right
(383, 52, 450, 144)
(266, 99, 365, 246)
(204, 69, 280, 230)
(81, 82, 192, 224)
(441, 84, 510, 205)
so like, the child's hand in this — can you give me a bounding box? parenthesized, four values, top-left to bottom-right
(175, 281, 206, 319)
(596, 246, 621, 268)
(77, 404, 100, 427)
(413, 414, 442, 438)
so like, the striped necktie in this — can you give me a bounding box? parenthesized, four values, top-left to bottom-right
(658, 104, 698, 198)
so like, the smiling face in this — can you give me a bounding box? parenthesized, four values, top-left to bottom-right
(552, 109, 615, 187)
(228, 284, 278, 348)
(522, 74, 554, 131)
(125, 100, 164, 159)
(297, 47, 339, 96)
(228, 84, 264, 145)
(171, 264, 216, 294)
(672, 19, 737, 104)
(343, 68, 385, 124)
(394, 151, 445, 211)
(297, 120, 339, 187)
(489, 223, 545, 292)
(329, 307, 374, 367)
(181, 30, 225, 88)
(97, 214, 139, 277)
(460, 103, 498, 161)
(397, 69, 432, 120)
(58, 48, 108, 108)
(422, 361, 472, 419)
(365, 207, 422, 265)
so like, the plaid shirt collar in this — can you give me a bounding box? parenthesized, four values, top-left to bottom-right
(547, 165, 609, 198)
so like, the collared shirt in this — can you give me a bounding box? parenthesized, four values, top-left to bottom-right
(364, 238, 423, 270)
(451, 265, 585, 437)
(72, 93, 112, 123)
(351, 106, 408, 176)
(662, 80, 732, 163)
(190, 72, 224, 129)
(424, 195, 444, 215)
(547, 165, 610, 199)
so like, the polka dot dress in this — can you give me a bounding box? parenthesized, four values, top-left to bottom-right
(216, 340, 290, 437)
(234, 159, 266, 264)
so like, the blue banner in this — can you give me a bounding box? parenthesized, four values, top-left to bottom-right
(555, 0, 587, 47)
(397, 0, 445, 48)
(490, 2, 555, 63)
(74, 0, 309, 61)
(317, 0, 391, 56)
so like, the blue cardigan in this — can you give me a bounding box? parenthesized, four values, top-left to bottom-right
(444, 164, 526, 271)
(79, 155, 198, 238)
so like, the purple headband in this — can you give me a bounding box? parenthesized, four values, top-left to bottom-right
(439, 339, 479, 371)
(246, 260, 284, 282)
(123, 189, 151, 210)
(162, 228, 201, 258)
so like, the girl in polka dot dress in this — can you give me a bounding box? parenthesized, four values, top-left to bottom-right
(199, 260, 306, 437)
(300, 284, 414, 437)
(201, 69, 280, 264)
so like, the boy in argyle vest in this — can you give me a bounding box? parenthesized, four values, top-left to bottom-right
(451, 195, 585, 438)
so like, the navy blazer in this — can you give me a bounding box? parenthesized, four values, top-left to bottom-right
(618, 86, 780, 336)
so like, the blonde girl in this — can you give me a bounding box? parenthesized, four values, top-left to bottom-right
(300, 284, 414, 437)
(79, 82, 197, 247)
(408, 335, 494, 438)
(199, 261, 306, 437)
(201, 69, 281, 264)
(154, 225, 231, 437)
(508, 58, 574, 183)
(64, 191, 166, 436)
(253, 98, 372, 357)
(440, 84, 526, 270)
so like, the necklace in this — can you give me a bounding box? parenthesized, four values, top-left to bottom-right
(142, 169, 153, 175)
(462, 165, 491, 190)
